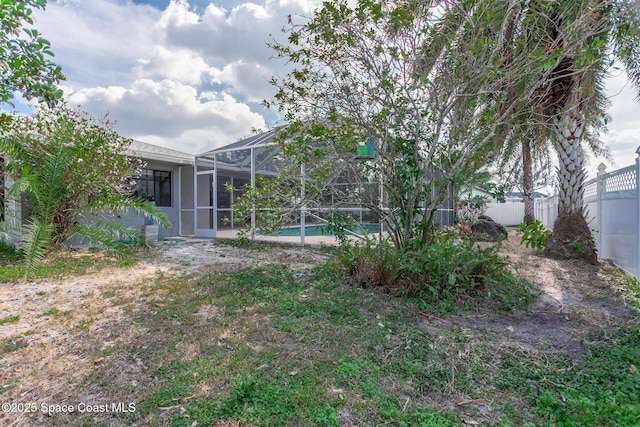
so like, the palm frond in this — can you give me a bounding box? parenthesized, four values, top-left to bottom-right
(21, 218, 53, 281)
(36, 147, 70, 223)
(612, 0, 640, 99)
(85, 196, 172, 230)
(70, 221, 146, 257)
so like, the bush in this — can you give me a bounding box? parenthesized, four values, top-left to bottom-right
(334, 237, 399, 289)
(516, 220, 550, 252)
(0, 103, 170, 280)
(333, 235, 533, 313)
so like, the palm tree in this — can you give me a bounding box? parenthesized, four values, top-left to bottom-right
(449, 0, 637, 262)
(1, 106, 170, 280)
(2, 137, 170, 281)
(522, 0, 639, 264)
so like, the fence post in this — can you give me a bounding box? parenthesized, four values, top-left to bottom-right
(636, 146, 640, 278)
(596, 163, 606, 253)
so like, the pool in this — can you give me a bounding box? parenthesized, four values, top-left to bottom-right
(270, 223, 380, 237)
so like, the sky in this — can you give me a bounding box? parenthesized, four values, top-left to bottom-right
(12, 0, 640, 180)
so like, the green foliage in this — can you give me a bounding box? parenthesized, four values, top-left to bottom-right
(0, 315, 19, 325)
(499, 327, 640, 426)
(335, 237, 399, 290)
(0, 0, 65, 106)
(0, 236, 20, 262)
(39, 307, 60, 317)
(0, 103, 170, 280)
(226, 176, 298, 240)
(516, 220, 550, 252)
(259, 0, 529, 250)
(334, 235, 533, 313)
(0, 337, 27, 355)
(0, 250, 123, 282)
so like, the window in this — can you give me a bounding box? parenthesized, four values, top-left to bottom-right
(136, 169, 171, 207)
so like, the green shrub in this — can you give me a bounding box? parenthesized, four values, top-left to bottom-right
(395, 236, 529, 310)
(334, 237, 399, 289)
(516, 220, 550, 252)
(333, 235, 533, 313)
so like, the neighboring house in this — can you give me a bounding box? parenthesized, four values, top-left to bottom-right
(503, 190, 548, 202)
(465, 186, 500, 203)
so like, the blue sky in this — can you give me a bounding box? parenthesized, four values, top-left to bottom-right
(13, 0, 640, 180)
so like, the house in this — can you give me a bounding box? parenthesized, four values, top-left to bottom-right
(503, 190, 549, 202)
(117, 140, 195, 240)
(3, 130, 456, 246)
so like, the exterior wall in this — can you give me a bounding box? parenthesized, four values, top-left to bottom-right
(180, 165, 195, 236)
(0, 175, 22, 247)
(116, 159, 185, 240)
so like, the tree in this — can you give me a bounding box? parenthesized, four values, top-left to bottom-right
(262, 0, 547, 250)
(493, 0, 637, 263)
(453, 0, 635, 262)
(1, 0, 64, 106)
(0, 103, 170, 280)
(535, 0, 638, 264)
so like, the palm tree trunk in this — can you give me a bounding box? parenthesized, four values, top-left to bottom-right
(521, 137, 535, 225)
(544, 92, 597, 264)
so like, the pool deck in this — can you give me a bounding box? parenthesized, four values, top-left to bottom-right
(215, 229, 353, 246)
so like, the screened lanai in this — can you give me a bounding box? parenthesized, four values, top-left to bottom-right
(191, 130, 387, 244)
(192, 130, 279, 238)
(190, 130, 455, 244)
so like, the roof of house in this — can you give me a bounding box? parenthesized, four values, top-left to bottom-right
(128, 140, 194, 165)
(198, 129, 278, 158)
(505, 191, 548, 199)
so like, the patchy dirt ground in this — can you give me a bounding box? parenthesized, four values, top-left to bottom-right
(444, 233, 637, 355)
(0, 235, 637, 426)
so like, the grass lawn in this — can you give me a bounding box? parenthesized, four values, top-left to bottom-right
(0, 239, 638, 426)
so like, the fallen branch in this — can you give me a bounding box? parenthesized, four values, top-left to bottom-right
(418, 311, 447, 322)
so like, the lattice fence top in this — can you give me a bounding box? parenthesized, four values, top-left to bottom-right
(603, 165, 637, 193)
(584, 180, 597, 198)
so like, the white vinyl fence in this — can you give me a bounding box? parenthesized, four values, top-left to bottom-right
(535, 148, 640, 280)
(486, 199, 558, 227)
(485, 201, 524, 226)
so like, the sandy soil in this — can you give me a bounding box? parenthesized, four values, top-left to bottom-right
(447, 234, 636, 355)
(0, 235, 636, 426)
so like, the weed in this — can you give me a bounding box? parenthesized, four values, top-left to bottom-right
(0, 315, 20, 325)
(71, 319, 94, 332)
(0, 240, 20, 262)
(0, 337, 27, 354)
(516, 220, 550, 252)
(35, 290, 46, 296)
(621, 276, 640, 312)
(0, 249, 125, 282)
(333, 235, 534, 314)
(498, 327, 640, 426)
(39, 307, 60, 317)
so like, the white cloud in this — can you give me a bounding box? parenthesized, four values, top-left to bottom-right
(28, 0, 640, 168)
(67, 79, 265, 153)
(31, 0, 316, 153)
(135, 46, 212, 85)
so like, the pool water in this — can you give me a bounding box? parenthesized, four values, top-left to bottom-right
(271, 223, 380, 237)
